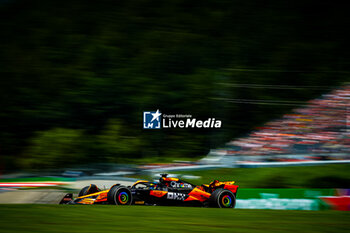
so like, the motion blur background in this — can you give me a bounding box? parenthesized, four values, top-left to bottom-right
(1, 2, 350, 232)
(0, 0, 350, 208)
(1, 0, 349, 172)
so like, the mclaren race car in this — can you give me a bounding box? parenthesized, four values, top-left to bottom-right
(60, 174, 238, 208)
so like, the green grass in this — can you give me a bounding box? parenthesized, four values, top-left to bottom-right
(138, 164, 350, 188)
(0, 205, 349, 233)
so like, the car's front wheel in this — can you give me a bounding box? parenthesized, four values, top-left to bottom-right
(107, 186, 133, 205)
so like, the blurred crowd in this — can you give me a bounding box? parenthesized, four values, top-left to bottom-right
(225, 85, 350, 157)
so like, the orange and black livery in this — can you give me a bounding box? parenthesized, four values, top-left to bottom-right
(60, 174, 238, 208)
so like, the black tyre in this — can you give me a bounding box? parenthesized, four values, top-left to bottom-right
(209, 188, 236, 208)
(78, 186, 90, 197)
(78, 184, 100, 197)
(107, 186, 133, 205)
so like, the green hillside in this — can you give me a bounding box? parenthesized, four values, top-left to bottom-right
(1, 0, 349, 171)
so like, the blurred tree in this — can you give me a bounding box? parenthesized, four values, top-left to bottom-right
(20, 128, 86, 170)
(97, 119, 142, 162)
(0, 0, 348, 170)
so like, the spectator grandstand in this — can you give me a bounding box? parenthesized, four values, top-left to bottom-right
(206, 85, 350, 164)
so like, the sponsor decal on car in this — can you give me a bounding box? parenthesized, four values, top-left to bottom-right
(167, 192, 187, 201)
(170, 181, 192, 189)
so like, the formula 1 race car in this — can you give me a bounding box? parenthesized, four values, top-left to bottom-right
(60, 174, 238, 208)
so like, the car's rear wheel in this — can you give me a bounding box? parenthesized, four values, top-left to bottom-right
(107, 186, 133, 205)
(209, 188, 236, 208)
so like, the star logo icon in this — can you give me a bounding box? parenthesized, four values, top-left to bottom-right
(143, 110, 162, 129)
(151, 109, 162, 122)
